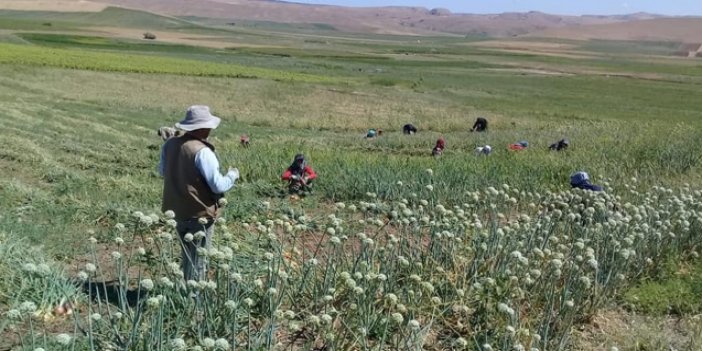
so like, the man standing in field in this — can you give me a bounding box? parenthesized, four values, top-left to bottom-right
(159, 105, 239, 281)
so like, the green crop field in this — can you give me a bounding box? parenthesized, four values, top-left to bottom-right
(1, 7, 702, 351)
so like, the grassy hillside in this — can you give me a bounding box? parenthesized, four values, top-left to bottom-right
(0, 7, 202, 30)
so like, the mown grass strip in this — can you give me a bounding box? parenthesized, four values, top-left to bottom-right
(0, 43, 337, 83)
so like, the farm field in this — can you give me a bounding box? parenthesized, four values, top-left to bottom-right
(1, 6, 702, 351)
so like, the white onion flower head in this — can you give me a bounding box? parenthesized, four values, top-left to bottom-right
(224, 300, 237, 311)
(587, 258, 598, 270)
(579, 276, 592, 289)
(147, 297, 160, 308)
(140, 215, 153, 226)
(408, 319, 421, 330)
(85, 263, 96, 273)
(455, 337, 468, 348)
(6, 309, 21, 320)
(140, 278, 154, 291)
(308, 315, 321, 326)
(170, 338, 186, 350)
(22, 263, 37, 274)
(215, 338, 230, 350)
(56, 333, 72, 346)
(201, 337, 215, 348)
(77, 271, 89, 281)
(19, 301, 37, 314)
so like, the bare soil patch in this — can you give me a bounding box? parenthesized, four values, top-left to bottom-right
(0, 0, 107, 12)
(83, 26, 251, 49)
(572, 309, 702, 350)
(485, 68, 574, 76)
(534, 18, 702, 42)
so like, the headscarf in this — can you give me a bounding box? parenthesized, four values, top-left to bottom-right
(435, 137, 445, 149)
(570, 171, 589, 186)
(289, 154, 307, 177)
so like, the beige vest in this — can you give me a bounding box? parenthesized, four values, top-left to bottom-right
(161, 135, 221, 220)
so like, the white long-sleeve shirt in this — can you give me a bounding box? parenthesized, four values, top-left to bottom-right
(159, 146, 236, 194)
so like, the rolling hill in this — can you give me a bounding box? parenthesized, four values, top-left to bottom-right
(1, 0, 701, 43)
(0, 0, 650, 36)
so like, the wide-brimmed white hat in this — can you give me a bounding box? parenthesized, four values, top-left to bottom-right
(176, 105, 221, 131)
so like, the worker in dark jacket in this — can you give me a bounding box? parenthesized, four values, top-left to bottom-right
(470, 117, 488, 132)
(403, 124, 418, 135)
(549, 138, 569, 151)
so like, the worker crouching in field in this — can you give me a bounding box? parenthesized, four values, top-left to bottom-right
(570, 171, 603, 192)
(282, 154, 317, 196)
(549, 138, 569, 151)
(159, 105, 240, 282)
(403, 124, 418, 135)
(475, 145, 492, 155)
(365, 128, 383, 138)
(432, 137, 445, 157)
(240, 134, 250, 148)
(509, 140, 529, 151)
(470, 117, 488, 132)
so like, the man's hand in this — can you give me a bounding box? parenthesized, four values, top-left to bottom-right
(227, 168, 240, 181)
(291, 174, 300, 181)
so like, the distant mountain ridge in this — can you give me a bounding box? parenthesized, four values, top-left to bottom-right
(4, 0, 701, 41)
(82, 0, 677, 36)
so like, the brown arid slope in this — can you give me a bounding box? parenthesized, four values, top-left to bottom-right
(533, 17, 702, 42)
(0, 0, 107, 12)
(76, 0, 629, 36)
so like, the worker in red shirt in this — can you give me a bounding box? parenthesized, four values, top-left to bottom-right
(282, 154, 317, 195)
(432, 137, 445, 157)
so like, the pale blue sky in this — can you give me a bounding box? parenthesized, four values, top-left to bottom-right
(290, 0, 702, 16)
